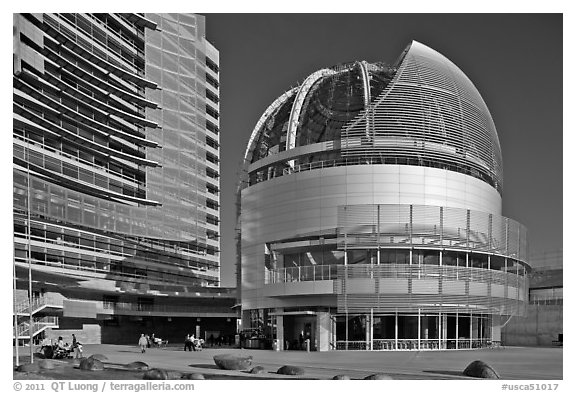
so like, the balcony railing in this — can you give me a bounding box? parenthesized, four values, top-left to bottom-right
(267, 265, 338, 284)
(267, 263, 525, 287)
(334, 338, 498, 350)
(102, 301, 235, 315)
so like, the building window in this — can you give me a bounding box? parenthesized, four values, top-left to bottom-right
(206, 57, 219, 74)
(206, 104, 219, 120)
(206, 73, 219, 89)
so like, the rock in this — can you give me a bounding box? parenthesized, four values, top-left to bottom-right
(33, 352, 46, 359)
(277, 365, 305, 376)
(166, 371, 183, 379)
(37, 359, 55, 370)
(463, 360, 500, 379)
(183, 373, 205, 380)
(42, 346, 54, 359)
(79, 357, 104, 371)
(249, 366, 266, 374)
(16, 363, 40, 373)
(332, 375, 351, 380)
(89, 354, 108, 362)
(143, 368, 169, 380)
(364, 373, 393, 380)
(213, 354, 253, 370)
(125, 361, 150, 371)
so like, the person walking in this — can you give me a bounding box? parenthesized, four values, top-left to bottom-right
(184, 334, 192, 351)
(138, 333, 148, 353)
(72, 334, 83, 359)
(190, 334, 197, 351)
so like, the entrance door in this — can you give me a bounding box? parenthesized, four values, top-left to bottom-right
(283, 315, 316, 350)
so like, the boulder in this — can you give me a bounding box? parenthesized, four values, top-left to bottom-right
(183, 373, 205, 380)
(42, 346, 54, 359)
(143, 368, 169, 380)
(16, 363, 40, 373)
(79, 357, 104, 371)
(125, 361, 150, 371)
(213, 354, 253, 370)
(249, 366, 266, 374)
(89, 354, 108, 362)
(277, 365, 305, 376)
(332, 375, 351, 380)
(37, 359, 55, 370)
(166, 371, 183, 379)
(364, 373, 393, 380)
(463, 360, 500, 379)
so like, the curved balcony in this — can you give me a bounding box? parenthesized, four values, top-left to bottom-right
(266, 262, 528, 316)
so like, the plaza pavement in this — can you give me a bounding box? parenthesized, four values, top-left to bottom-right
(65, 344, 562, 380)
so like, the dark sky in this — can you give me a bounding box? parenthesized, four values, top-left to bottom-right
(203, 14, 563, 287)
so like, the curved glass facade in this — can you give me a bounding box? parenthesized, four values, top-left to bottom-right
(245, 41, 503, 194)
(239, 41, 528, 351)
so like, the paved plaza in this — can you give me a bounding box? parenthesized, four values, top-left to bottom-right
(16, 344, 561, 380)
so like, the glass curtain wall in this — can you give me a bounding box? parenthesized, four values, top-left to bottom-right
(334, 312, 493, 350)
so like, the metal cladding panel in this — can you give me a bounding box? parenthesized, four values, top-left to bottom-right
(341, 41, 503, 195)
(63, 299, 98, 318)
(442, 280, 466, 295)
(378, 279, 409, 294)
(469, 282, 488, 296)
(334, 264, 528, 316)
(412, 279, 439, 294)
(345, 278, 376, 294)
(338, 204, 527, 263)
(492, 284, 505, 298)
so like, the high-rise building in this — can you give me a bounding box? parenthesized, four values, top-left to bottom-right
(13, 13, 235, 345)
(238, 41, 529, 351)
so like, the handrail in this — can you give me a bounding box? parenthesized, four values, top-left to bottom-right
(335, 338, 497, 350)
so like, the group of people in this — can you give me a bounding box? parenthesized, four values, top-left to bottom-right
(184, 334, 203, 351)
(40, 334, 83, 359)
(138, 333, 163, 353)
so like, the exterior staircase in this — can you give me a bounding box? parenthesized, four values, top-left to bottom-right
(15, 316, 59, 339)
(13, 295, 64, 343)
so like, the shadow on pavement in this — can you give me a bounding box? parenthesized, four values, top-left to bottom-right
(423, 370, 468, 378)
(188, 363, 219, 369)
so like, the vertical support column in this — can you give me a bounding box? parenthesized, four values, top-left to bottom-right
(438, 313, 442, 349)
(394, 310, 398, 350)
(441, 313, 447, 349)
(479, 317, 483, 345)
(369, 308, 374, 351)
(472, 315, 479, 345)
(456, 312, 459, 349)
(417, 308, 421, 350)
(276, 312, 284, 351)
(469, 313, 473, 348)
(491, 315, 501, 345)
(27, 165, 34, 361)
(316, 312, 331, 352)
(345, 312, 349, 351)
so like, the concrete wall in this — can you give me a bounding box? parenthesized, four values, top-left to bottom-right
(46, 323, 101, 345)
(501, 304, 563, 346)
